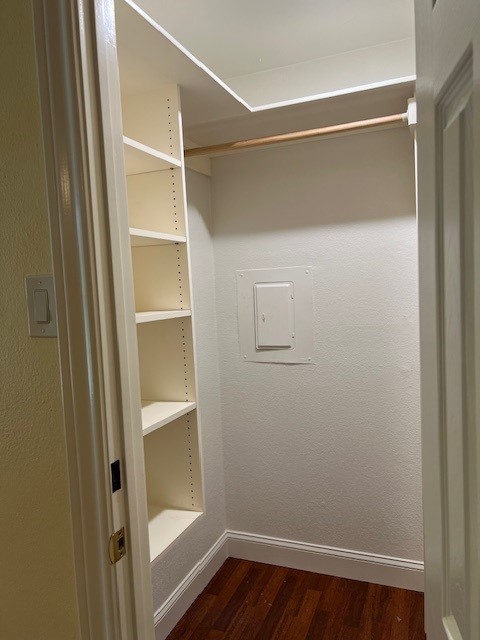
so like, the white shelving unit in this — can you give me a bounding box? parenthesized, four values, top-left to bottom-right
(115, 1, 205, 570)
(114, 0, 248, 128)
(141, 401, 196, 436)
(129, 227, 186, 247)
(135, 310, 191, 324)
(147, 505, 202, 561)
(123, 136, 181, 175)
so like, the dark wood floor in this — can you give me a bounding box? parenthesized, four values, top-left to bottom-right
(166, 558, 425, 639)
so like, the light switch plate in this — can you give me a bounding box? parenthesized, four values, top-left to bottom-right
(25, 275, 57, 337)
(237, 266, 314, 364)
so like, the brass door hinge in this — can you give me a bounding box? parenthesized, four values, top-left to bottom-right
(109, 527, 126, 564)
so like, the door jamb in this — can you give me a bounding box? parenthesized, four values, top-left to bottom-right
(33, 1, 152, 637)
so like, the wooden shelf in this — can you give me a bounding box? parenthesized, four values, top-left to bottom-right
(115, 1, 415, 137)
(130, 228, 186, 247)
(141, 401, 196, 436)
(147, 505, 202, 561)
(136, 310, 191, 324)
(123, 136, 181, 175)
(115, 0, 248, 129)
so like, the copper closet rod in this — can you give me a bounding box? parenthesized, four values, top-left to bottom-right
(185, 112, 408, 157)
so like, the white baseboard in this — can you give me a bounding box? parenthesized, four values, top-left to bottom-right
(227, 530, 424, 592)
(154, 528, 424, 638)
(154, 531, 229, 640)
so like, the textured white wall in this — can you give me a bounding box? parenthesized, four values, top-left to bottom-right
(0, 1, 79, 638)
(211, 127, 423, 562)
(151, 170, 227, 611)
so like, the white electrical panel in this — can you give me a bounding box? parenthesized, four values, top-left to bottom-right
(254, 282, 294, 349)
(237, 267, 314, 364)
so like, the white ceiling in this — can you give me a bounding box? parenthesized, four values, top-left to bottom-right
(138, 0, 415, 80)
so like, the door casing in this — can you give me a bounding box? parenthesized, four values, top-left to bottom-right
(33, 0, 154, 638)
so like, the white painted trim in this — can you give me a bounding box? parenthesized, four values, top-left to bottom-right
(248, 76, 417, 113)
(227, 530, 424, 592)
(33, 1, 130, 637)
(34, 0, 155, 638)
(153, 532, 229, 640)
(94, 0, 156, 637)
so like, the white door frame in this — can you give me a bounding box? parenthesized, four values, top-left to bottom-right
(416, 0, 480, 637)
(33, 1, 153, 638)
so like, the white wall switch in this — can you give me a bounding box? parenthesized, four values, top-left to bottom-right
(25, 275, 57, 337)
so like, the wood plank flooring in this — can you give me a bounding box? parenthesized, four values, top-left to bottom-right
(166, 558, 425, 639)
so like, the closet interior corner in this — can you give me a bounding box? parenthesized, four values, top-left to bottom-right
(107, 0, 418, 634)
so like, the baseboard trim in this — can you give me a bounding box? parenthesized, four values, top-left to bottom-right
(153, 531, 229, 639)
(227, 530, 424, 592)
